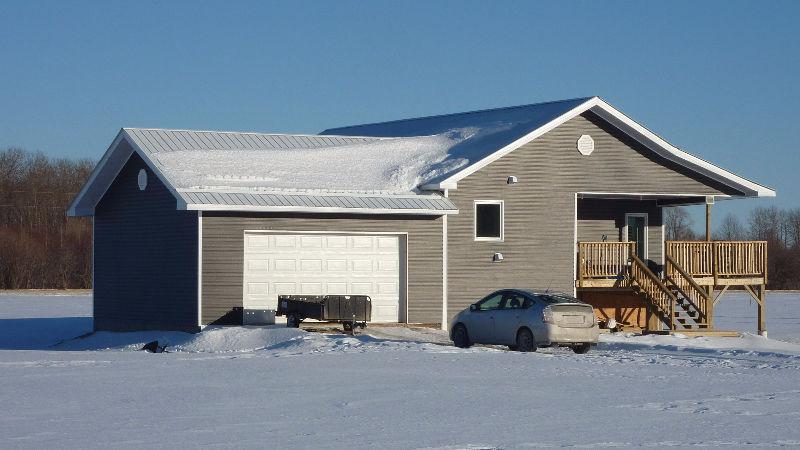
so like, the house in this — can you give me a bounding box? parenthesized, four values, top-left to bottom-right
(68, 97, 774, 334)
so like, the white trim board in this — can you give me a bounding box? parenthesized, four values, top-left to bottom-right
(183, 204, 456, 215)
(197, 211, 203, 328)
(441, 219, 448, 328)
(423, 97, 775, 198)
(473, 200, 504, 242)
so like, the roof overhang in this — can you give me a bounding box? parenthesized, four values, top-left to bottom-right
(421, 97, 776, 198)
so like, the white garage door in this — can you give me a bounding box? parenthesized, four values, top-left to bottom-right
(243, 232, 403, 323)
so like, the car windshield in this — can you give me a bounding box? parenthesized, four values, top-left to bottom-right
(539, 293, 583, 304)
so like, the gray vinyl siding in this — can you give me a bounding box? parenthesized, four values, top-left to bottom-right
(446, 112, 737, 319)
(94, 149, 198, 331)
(577, 198, 664, 265)
(201, 213, 443, 325)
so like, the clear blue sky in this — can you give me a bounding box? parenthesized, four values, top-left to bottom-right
(1, 0, 797, 228)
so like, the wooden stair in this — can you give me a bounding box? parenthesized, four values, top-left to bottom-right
(629, 253, 711, 331)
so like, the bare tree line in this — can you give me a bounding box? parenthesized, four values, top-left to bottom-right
(0, 148, 93, 289)
(665, 206, 800, 289)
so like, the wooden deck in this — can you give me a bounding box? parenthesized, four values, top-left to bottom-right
(577, 240, 768, 335)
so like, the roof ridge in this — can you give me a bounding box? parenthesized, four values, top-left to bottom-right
(123, 127, 383, 140)
(322, 96, 597, 133)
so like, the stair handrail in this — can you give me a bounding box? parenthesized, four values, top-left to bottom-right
(665, 254, 710, 323)
(630, 252, 676, 330)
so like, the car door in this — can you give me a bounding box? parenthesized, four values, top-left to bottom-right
(466, 291, 503, 343)
(492, 291, 526, 345)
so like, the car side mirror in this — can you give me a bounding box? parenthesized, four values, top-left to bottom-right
(469, 304, 478, 312)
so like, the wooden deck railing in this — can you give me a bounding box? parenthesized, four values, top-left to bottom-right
(665, 241, 768, 284)
(576, 242, 635, 287)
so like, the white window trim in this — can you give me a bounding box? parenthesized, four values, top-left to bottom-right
(623, 212, 649, 259)
(474, 200, 504, 242)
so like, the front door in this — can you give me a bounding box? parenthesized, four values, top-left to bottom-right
(625, 213, 648, 261)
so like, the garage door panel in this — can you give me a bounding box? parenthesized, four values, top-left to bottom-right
(300, 236, 323, 248)
(300, 259, 322, 272)
(325, 236, 347, 248)
(274, 259, 296, 272)
(247, 259, 269, 271)
(274, 235, 295, 248)
(326, 259, 347, 272)
(378, 260, 398, 272)
(377, 237, 398, 249)
(326, 282, 347, 292)
(243, 233, 402, 323)
(246, 282, 269, 296)
(351, 236, 373, 248)
(350, 259, 373, 272)
(273, 282, 297, 295)
(300, 283, 323, 294)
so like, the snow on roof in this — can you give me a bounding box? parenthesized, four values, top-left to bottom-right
(124, 128, 470, 194)
(322, 97, 593, 186)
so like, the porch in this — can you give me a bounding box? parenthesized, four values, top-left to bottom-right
(576, 240, 768, 335)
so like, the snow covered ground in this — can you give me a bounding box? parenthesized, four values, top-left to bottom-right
(1, 292, 799, 449)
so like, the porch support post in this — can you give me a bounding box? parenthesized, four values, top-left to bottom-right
(705, 196, 713, 242)
(705, 196, 714, 329)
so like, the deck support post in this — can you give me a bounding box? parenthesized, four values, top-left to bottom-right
(757, 284, 767, 337)
(706, 286, 714, 329)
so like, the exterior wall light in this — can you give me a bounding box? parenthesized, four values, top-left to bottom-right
(507, 176, 518, 184)
(493, 252, 504, 262)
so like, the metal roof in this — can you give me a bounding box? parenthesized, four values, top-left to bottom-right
(68, 128, 457, 216)
(180, 189, 457, 214)
(124, 128, 378, 153)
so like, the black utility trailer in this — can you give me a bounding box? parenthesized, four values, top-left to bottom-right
(276, 295, 372, 331)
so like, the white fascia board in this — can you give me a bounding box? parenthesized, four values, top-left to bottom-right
(67, 131, 127, 217)
(184, 203, 458, 215)
(577, 191, 733, 199)
(121, 129, 189, 209)
(589, 99, 776, 198)
(425, 97, 775, 198)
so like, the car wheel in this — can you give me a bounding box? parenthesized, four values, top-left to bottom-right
(286, 314, 300, 328)
(452, 324, 472, 348)
(572, 343, 591, 354)
(515, 328, 536, 352)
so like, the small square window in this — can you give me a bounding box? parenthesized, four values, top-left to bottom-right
(474, 201, 503, 241)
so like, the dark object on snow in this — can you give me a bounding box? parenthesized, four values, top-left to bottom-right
(141, 340, 168, 353)
(276, 295, 371, 332)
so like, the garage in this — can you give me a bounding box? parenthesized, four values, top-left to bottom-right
(243, 232, 405, 323)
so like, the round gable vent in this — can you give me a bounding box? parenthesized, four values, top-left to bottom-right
(137, 169, 148, 191)
(577, 135, 594, 156)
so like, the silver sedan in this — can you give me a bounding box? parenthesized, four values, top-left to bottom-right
(449, 289, 599, 353)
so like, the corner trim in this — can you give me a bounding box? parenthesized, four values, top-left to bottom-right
(197, 210, 203, 327)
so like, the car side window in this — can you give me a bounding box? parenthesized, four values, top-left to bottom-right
(522, 297, 534, 309)
(476, 293, 503, 311)
(501, 292, 526, 309)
